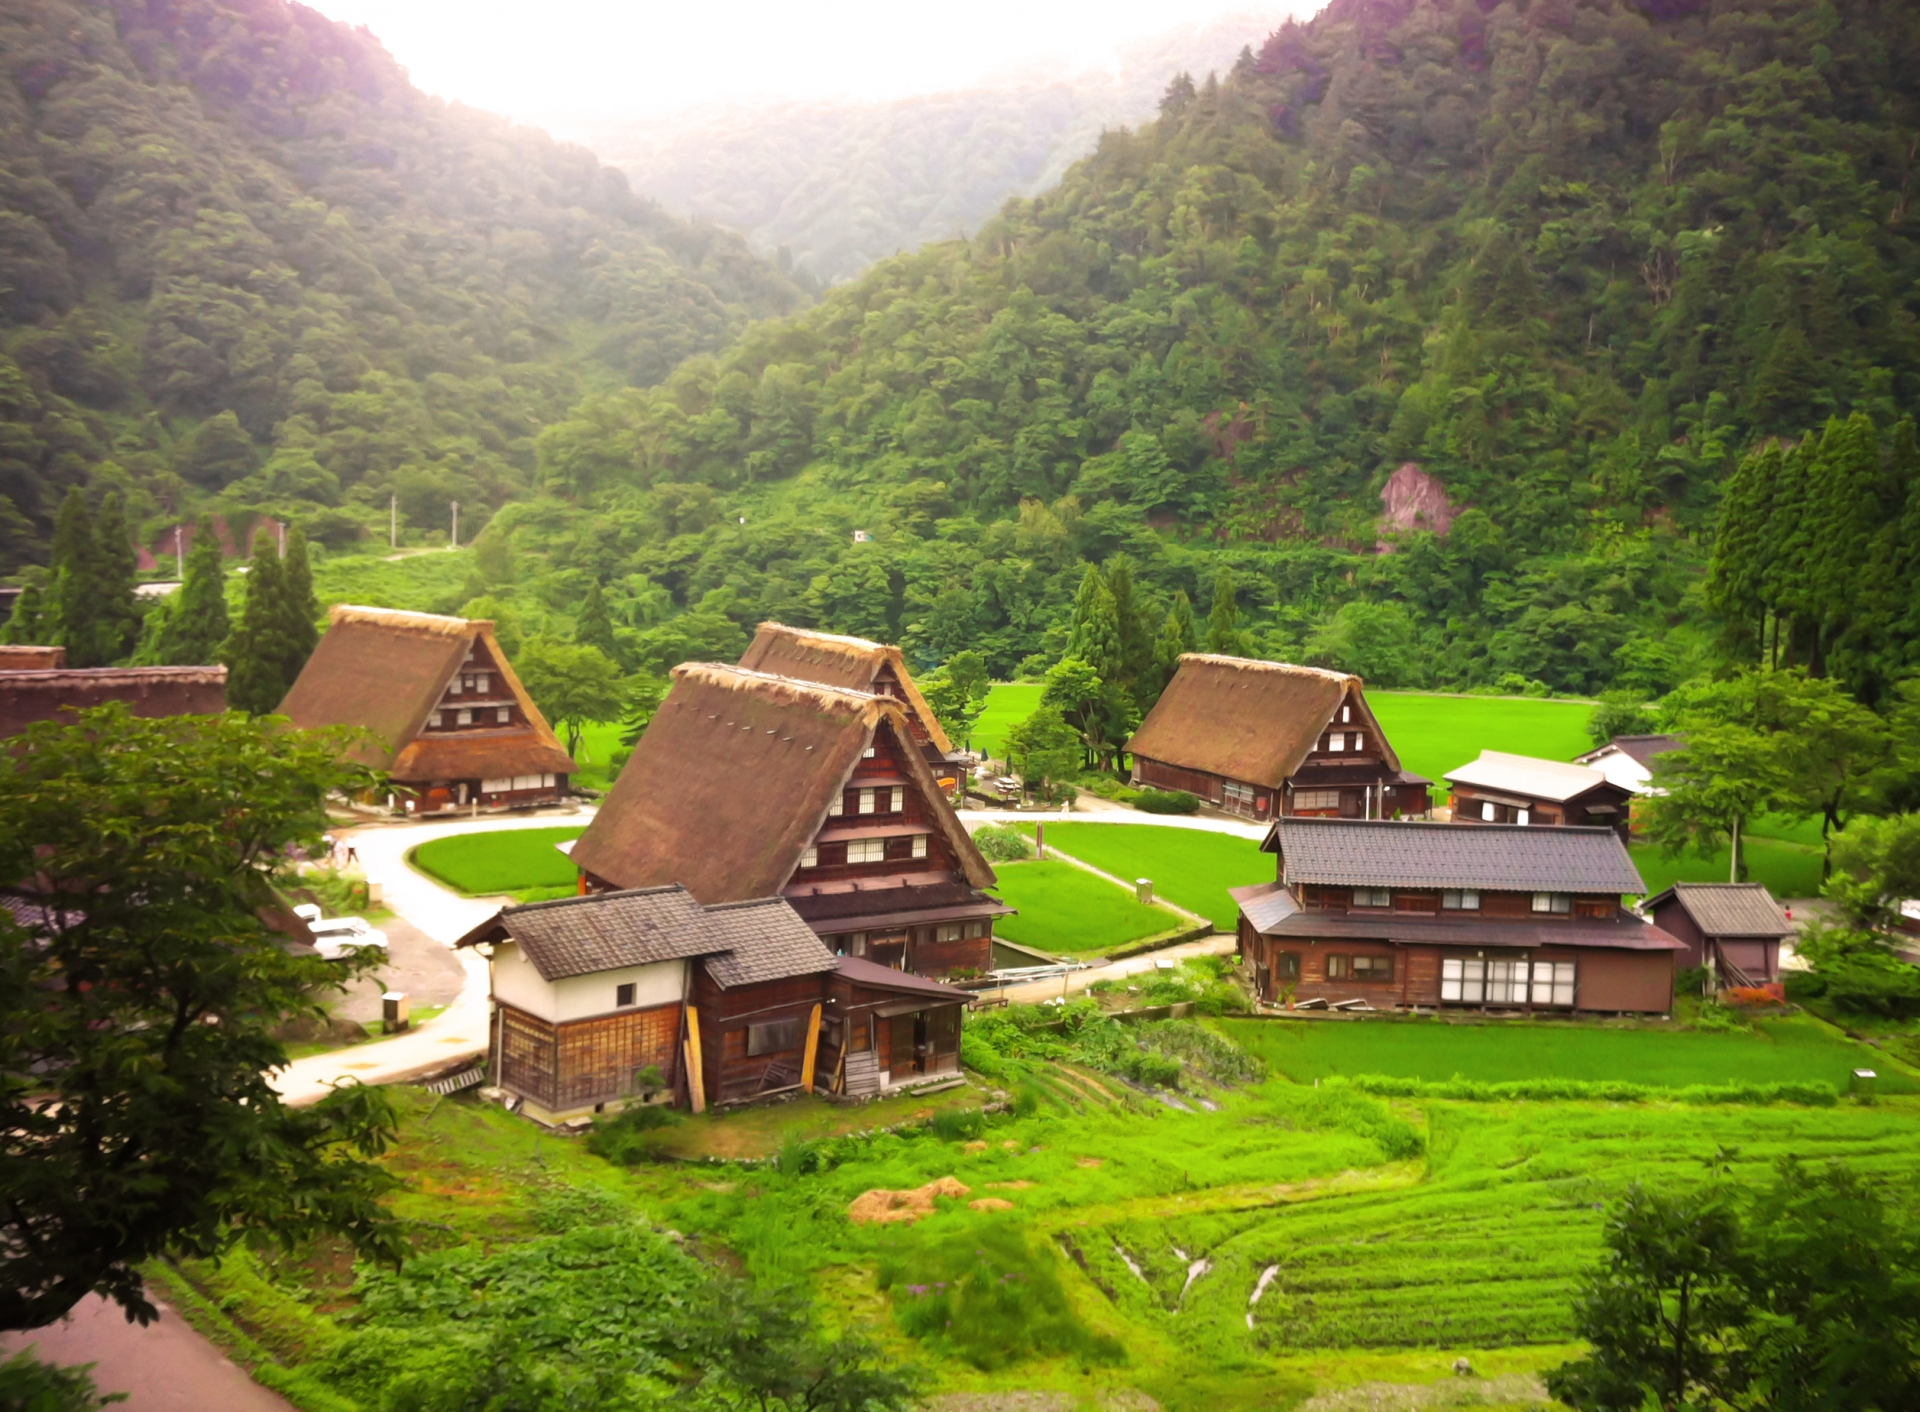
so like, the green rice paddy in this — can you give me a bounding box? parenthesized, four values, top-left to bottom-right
(972, 681, 1045, 761)
(1363, 690, 1596, 788)
(1222, 1013, 1902, 1092)
(1018, 822, 1272, 932)
(409, 825, 585, 896)
(988, 859, 1184, 954)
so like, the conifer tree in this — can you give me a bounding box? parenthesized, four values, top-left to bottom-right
(0, 574, 50, 645)
(223, 529, 293, 714)
(1809, 414, 1879, 644)
(150, 516, 229, 665)
(1759, 437, 1814, 666)
(278, 524, 319, 681)
(1705, 443, 1776, 656)
(1146, 589, 1198, 704)
(49, 489, 110, 667)
(1206, 572, 1244, 655)
(1104, 556, 1153, 702)
(1066, 564, 1123, 683)
(91, 492, 142, 664)
(575, 580, 621, 665)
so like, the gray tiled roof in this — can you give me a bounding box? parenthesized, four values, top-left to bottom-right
(700, 897, 837, 988)
(1648, 883, 1793, 938)
(1228, 881, 1299, 932)
(496, 885, 720, 981)
(1445, 750, 1610, 803)
(1267, 817, 1646, 894)
(1241, 907, 1685, 952)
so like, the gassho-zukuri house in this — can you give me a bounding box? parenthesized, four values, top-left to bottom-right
(738, 621, 971, 788)
(457, 886, 974, 1123)
(568, 663, 1009, 978)
(1231, 817, 1684, 1013)
(278, 606, 576, 812)
(1125, 654, 1430, 820)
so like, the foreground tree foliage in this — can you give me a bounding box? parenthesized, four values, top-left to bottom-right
(1549, 1162, 1920, 1412)
(0, 705, 406, 1330)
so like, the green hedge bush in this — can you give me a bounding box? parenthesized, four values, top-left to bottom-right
(1135, 789, 1199, 815)
(1349, 1074, 1837, 1106)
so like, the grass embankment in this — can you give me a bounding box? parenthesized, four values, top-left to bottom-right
(988, 858, 1184, 954)
(1018, 822, 1270, 932)
(179, 1011, 1918, 1412)
(410, 826, 585, 898)
(1223, 1012, 1909, 1093)
(307, 545, 476, 613)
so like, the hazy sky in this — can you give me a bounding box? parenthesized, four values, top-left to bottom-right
(304, 0, 1308, 125)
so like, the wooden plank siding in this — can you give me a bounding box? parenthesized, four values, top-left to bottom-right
(691, 970, 829, 1106)
(496, 1000, 681, 1113)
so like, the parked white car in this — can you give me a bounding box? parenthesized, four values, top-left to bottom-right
(306, 915, 389, 962)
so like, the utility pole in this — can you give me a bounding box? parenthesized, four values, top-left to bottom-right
(450, 501, 459, 549)
(174, 524, 184, 578)
(277, 518, 286, 557)
(390, 494, 397, 550)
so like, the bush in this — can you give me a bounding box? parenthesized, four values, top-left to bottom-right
(1138, 1020, 1267, 1087)
(1348, 1073, 1838, 1106)
(1675, 965, 1710, 998)
(1075, 774, 1141, 803)
(1135, 789, 1199, 815)
(0, 1351, 120, 1411)
(584, 1101, 681, 1166)
(970, 823, 1033, 862)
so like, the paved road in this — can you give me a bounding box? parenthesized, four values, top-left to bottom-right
(0, 1295, 295, 1412)
(328, 913, 466, 1025)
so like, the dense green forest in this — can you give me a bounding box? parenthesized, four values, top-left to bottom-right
(0, 0, 807, 570)
(9, 0, 1920, 704)
(589, 14, 1258, 284)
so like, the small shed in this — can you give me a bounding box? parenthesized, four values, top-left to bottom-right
(1643, 883, 1793, 986)
(1445, 751, 1633, 839)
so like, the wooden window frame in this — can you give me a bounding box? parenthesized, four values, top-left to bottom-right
(746, 1017, 804, 1056)
(615, 982, 635, 1008)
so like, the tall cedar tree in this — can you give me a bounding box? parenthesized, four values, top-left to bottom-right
(91, 494, 141, 663)
(1206, 572, 1243, 655)
(0, 575, 49, 645)
(48, 490, 110, 667)
(1065, 565, 1123, 684)
(1104, 556, 1154, 704)
(575, 580, 621, 664)
(223, 529, 293, 714)
(152, 515, 229, 665)
(279, 524, 319, 673)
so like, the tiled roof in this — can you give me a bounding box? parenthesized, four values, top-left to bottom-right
(699, 897, 836, 988)
(0, 666, 227, 737)
(1646, 883, 1793, 938)
(1241, 906, 1685, 952)
(485, 886, 719, 981)
(833, 953, 973, 1000)
(1266, 817, 1646, 894)
(1229, 881, 1299, 932)
(1577, 734, 1684, 769)
(786, 881, 1004, 922)
(1445, 751, 1612, 803)
(739, 622, 954, 753)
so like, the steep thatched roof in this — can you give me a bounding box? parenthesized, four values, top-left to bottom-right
(278, 606, 573, 778)
(1127, 654, 1393, 788)
(738, 622, 954, 754)
(570, 663, 994, 903)
(0, 666, 227, 738)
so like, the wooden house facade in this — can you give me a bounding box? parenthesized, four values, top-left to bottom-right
(458, 886, 970, 1124)
(1573, 734, 1684, 795)
(0, 664, 227, 738)
(570, 664, 1008, 979)
(1644, 883, 1793, 986)
(1126, 654, 1429, 821)
(1232, 818, 1682, 1014)
(1444, 751, 1634, 841)
(279, 606, 575, 812)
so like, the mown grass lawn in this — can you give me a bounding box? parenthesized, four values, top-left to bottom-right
(1630, 835, 1824, 899)
(1366, 690, 1596, 789)
(410, 825, 585, 895)
(1221, 1012, 1900, 1092)
(972, 681, 1045, 761)
(1019, 822, 1271, 932)
(989, 858, 1183, 954)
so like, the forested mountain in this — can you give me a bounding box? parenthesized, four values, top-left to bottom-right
(0, 0, 807, 569)
(493, 0, 1920, 697)
(579, 16, 1264, 285)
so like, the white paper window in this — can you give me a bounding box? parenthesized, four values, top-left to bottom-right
(1532, 892, 1572, 914)
(1517, 808, 1530, 825)
(482, 776, 511, 792)
(1482, 801, 1497, 822)
(1352, 733, 1364, 751)
(800, 846, 819, 869)
(1355, 888, 1391, 908)
(447, 677, 462, 695)
(496, 706, 511, 724)
(430, 711, 443, 727)
(456, 708, 473, 726)
(847, 838, 886, 864)
(889, 786, 904, 812)
(1441, 957, 1486, 1004)
(543, 773, 556, 787)
(911, 834, 928, 859)
(1532, 961, 1577, 1006)
(1442, 889, 1481, 910)
(828, 792, 845, 816)
(1342, 705, 1351, 723)
(1294, 789, 1340, 811)
(1329, 732, 1346, 752)
(476, 673, 490, 692)
(1486, 960, 1529, 1004)
(858, 788, 877, 814)
(863, 745, 876, 758)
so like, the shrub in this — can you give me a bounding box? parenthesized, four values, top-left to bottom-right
(1675, 965, 1711, 998)
(1075, 774, 1141, 803)
(970, 823, 1033, 862)
(584, 1102, 682, 1166)
(930, 1107, 986, 1143)
(0, 1350, 119, 1411)
(1135, 789, 1199, 815)
(1138, 1020, 1267, 1087)
(877, 1221, 1125, 1371)
(1691, 1002, 1751, 1033)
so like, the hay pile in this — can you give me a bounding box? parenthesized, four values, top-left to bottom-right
(847, 1176, 971, 1224)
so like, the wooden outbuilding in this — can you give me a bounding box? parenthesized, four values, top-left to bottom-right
(1643, 883, 1793, 986)
(1573, 734, 1684, 795)
(0, 665, 227, 738)
(1444, 751, 1634, 841)
(1126, 654, 1429, 820)
(1233, 817, 1683, 1014)
(457, 885, 971, 1123)
(570, 663, 1009, 977)
(279, 606, 575, 812)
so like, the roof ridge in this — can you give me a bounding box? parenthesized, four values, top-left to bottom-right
(1278, 816, 1619, 835)
(754, 621, 890, 656)
(671, 662, 896, 714)
(1179, 652, 1355, 683)
(505, 883, 688, 915)
(329, 604, 477, 635)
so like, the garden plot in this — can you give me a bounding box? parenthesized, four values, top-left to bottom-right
(1018, 822, 1271, 933)
(409, 825, 585, 898)
(988, 858, 1184, 955)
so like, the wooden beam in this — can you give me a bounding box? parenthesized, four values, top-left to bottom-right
(799, 1003, 823, 1091)
(684, 1005, 706, 1114)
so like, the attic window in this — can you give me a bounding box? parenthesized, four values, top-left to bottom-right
(456, 709, 473, 727)
(447, 677, 462, 695)
(1342, 705, 1351, 723)
(1354, 888, 1391, 908)
(847, 838, 886, 864)
(1352, 732, 1364, 751)
(615, 983, 635, 1008)
(1328, 732, 1346, 752)
(476, 673, 490, 692)
(863, 745, 876, 758)
(496, 707, 510, 724)
(430, 710, 444, 728)
(828, 792, 845, 817)
(888, 786, 904, 813)
(858, 788, 877, 815)
(800, 846, 819, 869)
(911, 834, 928, 859)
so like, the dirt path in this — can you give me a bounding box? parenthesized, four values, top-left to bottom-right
(0, 1295, 295, 1411)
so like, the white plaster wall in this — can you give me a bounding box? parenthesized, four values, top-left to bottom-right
(492, 942, 686, 1023)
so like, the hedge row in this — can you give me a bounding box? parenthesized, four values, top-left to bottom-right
(1345, 1073, 1839, 1106)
